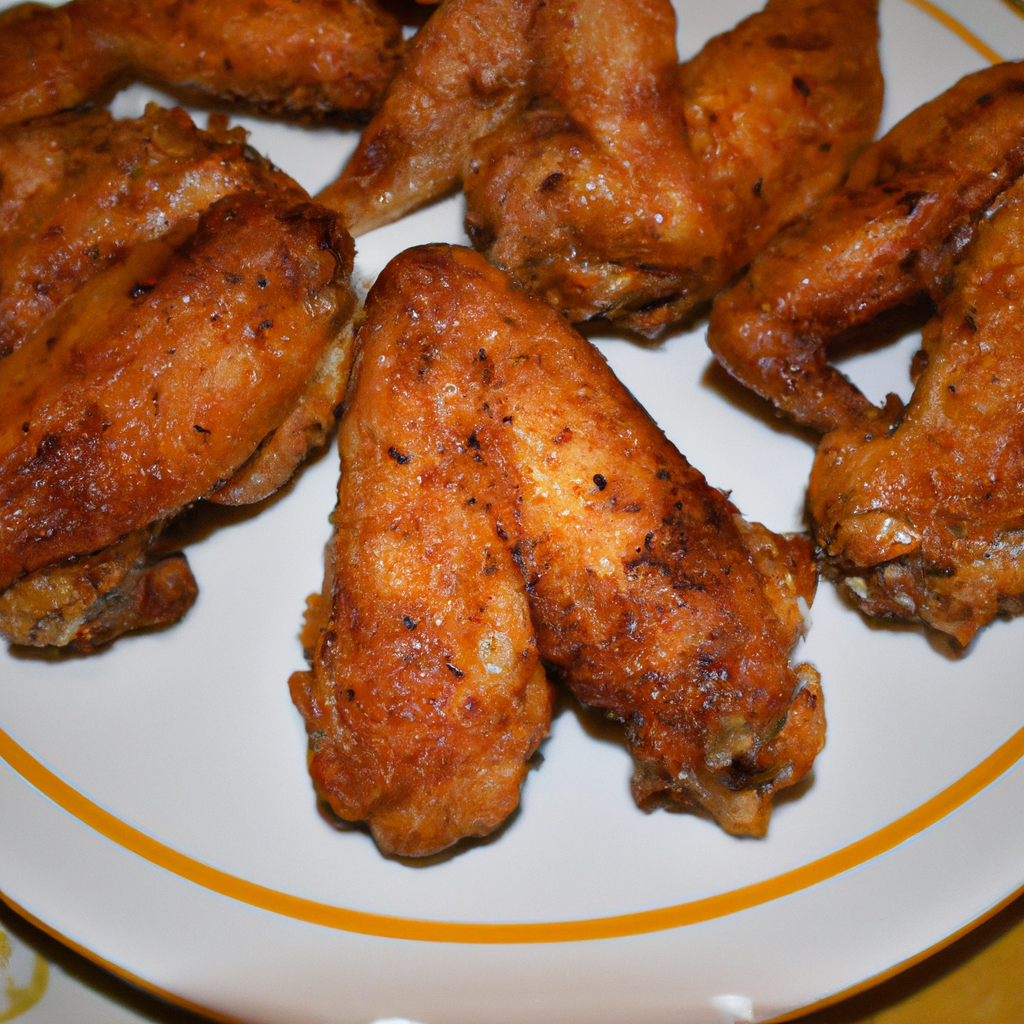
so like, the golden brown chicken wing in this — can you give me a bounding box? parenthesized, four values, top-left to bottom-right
(0, 104, 308, 359)
(0, 107, 357, 651)
(707, 62, 1024, 434)
(319, 0, 881, 334)
(808, 177, 1024, 647)
(0, 0, 404, 129)
(290, 245, 823, 856)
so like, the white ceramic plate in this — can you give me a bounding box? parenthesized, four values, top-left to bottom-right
(3, 2, 1024, 1022)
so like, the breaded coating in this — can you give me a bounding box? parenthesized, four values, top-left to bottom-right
(290, 245, 823, 856)
(0, 0, 404, 128)
(809, 177, 1024, 647)
(0, 108, 357, 651)
(707, 62, 1024, 434)
(319, 0, 881, 334)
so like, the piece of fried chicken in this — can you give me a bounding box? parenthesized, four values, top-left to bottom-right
(707, 62, 1024, 434)
(808, 176, 1024, 647)
(318, 0, 881, 334)
(0, 0, 404, 129)
(290, 245, 823, 857)
(705, 65, 1024, 645)
(0, 105, 357, 651)
(0, 104, 311, 360)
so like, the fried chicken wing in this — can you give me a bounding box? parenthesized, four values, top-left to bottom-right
(319, 0, 881, 334)
(0, 104, 308, 359)
(707, 62, 1024, 434)
(808, 177, 1024, 647)
(290, 245, 823, 856)
(0, 0, 404, 128)
(0, 107, 356, 651)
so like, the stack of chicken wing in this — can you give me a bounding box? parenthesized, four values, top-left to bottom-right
(4, 0, 1017, 858)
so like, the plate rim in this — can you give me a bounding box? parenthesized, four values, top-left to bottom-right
(0, 1, 1019, 1021)
(2, 718, 1024, 942)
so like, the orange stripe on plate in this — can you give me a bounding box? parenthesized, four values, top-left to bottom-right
(0, 0, 1014, 954)
(900, 0, 1004, 63)
(2, 721, 1023, 944)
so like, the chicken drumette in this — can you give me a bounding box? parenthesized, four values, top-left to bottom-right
(0, 0, 405, 128)
(291, 245, 823, 857)
(0, 105, 357, 650)
(706, 64, 1024, 645)
(319, 0, 882, 334)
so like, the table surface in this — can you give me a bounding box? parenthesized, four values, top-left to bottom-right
(3, 889, 1024, 1023)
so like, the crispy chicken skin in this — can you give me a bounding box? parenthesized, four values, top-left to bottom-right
(290, 245, 823, 856)
(809, 178, 1024, 647)
(0, 109, 357, 651)
(0, 104, 307, 359)
(0, 0, 404, 128)
(319, 0, 881, 334)
(707, 62, 1024, 434)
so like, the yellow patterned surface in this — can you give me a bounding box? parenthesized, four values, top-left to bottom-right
(0, 926, 47, 1022)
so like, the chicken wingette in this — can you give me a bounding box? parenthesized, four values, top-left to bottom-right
(705, 64, 1024, 646)
(0, 0, 404, 128)
(291, 245, 823, 857)
(319, 0, 881, 334)
(707, 62, 1024, 434)
(809, 177, 1024, 647)
(0, 106, 357, 650)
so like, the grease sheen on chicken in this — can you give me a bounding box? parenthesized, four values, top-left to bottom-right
(319, 0, 882, 334)
(290, 245, 823, 857)
(0, 105, 357, 650)
(0, 0, 404, 128)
